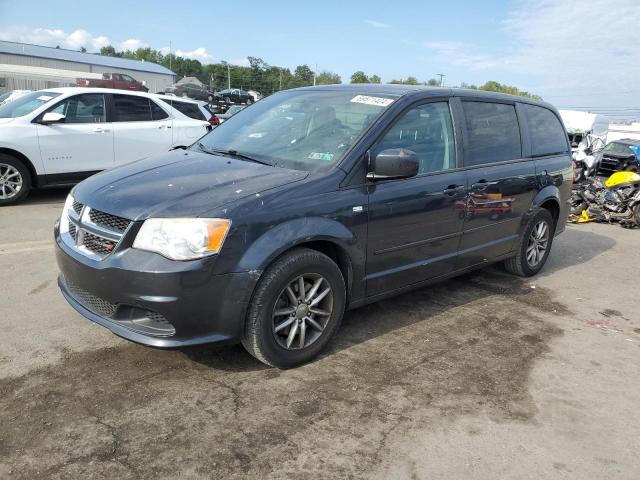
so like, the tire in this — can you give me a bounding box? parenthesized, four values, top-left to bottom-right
(503, 209, 555, 277)
(242, 248, 346, 368)
(224, 96, 231, 103)
(0, 154, 31, 206)
(246, 97, 253, 105)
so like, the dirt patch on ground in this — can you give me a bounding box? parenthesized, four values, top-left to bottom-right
(0, 270, 565, 479)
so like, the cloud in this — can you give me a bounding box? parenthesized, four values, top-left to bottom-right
(423, 0, 640, 108)
(0, 26, 111, 51)
(173, 47, 215, 62)
(0, 26, 218, 64)
(119, 38, 148, 51)
(364, 19, 390, 29)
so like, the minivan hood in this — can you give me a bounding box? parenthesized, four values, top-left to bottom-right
(73, 150, 308, 220)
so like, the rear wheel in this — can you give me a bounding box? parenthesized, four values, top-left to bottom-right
(242, 248, 346, 368)
(246, 97, 253, 105)
(0, 155, 31, 206)
(504, 209, 555, 277)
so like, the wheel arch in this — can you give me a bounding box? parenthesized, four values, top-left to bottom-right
(235, 217, 362, 305)
(0, 148, 38, 187)
(532, 185, 561, 224)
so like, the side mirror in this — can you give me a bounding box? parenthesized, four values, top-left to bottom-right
(40, 112, 66, 125)
(142, 80, 147, 86)
(366, 148, 419, 180)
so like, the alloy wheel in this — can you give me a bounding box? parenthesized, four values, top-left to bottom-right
(272, 273, 333, 350)
(526, 220, 549, 267)
(0, 163, 23, 200)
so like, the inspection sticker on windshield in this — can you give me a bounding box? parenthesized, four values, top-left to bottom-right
(350, 95, 394, 107)
(309, 152, 334, 162)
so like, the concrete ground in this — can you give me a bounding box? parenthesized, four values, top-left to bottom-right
(0, 189, 638, 480)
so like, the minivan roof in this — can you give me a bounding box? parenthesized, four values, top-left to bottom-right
(293, 83, 555, 110)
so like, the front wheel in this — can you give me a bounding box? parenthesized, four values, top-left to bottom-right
(242, 248, 346, 368)
(504, 209, 555, 277)
(0, 155, 31, 206)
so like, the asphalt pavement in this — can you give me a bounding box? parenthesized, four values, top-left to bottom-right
(1, 189, 638, 479)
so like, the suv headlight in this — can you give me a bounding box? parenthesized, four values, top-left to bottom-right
(133, 218, 231, 260)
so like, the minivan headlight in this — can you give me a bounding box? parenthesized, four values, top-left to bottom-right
(133, 218, 231, 260)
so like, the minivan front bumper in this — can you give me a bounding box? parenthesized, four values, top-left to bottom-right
(55, 221, 259, 348)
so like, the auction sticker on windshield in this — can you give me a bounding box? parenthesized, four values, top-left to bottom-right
(350, 95, 394, 107)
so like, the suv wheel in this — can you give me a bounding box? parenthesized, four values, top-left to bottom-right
(242, 248, 346, 368)
(0, 155, 31, 206)
(504, 208, 555, 277)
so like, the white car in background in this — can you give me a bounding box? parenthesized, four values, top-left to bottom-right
(0, 90, 32, 106)
(0, 87, 210, 205)
(157, 95, 219, 127)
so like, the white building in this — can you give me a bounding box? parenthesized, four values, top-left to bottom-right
(0, 41, 176, 94)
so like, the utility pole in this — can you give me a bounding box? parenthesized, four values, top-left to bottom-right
(436, 73, 445, 87)
(279, 68, 283, 91)
(313, 63, 317, 86)
(227, 65, 231, 89)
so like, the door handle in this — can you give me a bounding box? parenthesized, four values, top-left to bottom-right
(93, 127, 110, 133)
(443, 185, 466, 195)
(471, 180, 492, 191)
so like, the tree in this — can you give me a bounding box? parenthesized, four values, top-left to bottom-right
(369, 74, 381, 84)
(478, 80, 541, 100)
(79, 46, 87, 53)
(316, 71, 342, 85)
(293, 64, 314, 86)
(350, 71, 370, 83)
(404, 76, 419, 85)
(100, 45, 119, 57)
(460, 82, 478, 90)
(426, 78, 439, 86)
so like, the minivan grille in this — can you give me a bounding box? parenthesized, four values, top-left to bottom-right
(72, 200, 84, 215)
(64, 279, 175, 336)
(82, 231, 116, 256)
(66, 281, 118, 317)
(64, 204, 132, 260)
(88, 209, 131, 233)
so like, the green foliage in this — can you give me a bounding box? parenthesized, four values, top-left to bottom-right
(97, 45, 541, 99)
(350, 72, 382, 84)
(478, 81, 542, 100)
(350, 71, 370, 83)
(316, 71, 342, 85)
(97, 45, 341, 94)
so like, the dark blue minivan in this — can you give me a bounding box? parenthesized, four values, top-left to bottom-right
(55, 85, 572, 367)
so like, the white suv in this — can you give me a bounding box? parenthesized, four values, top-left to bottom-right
(0, 87, 210, 205)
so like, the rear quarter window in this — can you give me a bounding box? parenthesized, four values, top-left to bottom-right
(462, 101, 522, 166)
(161, 99, 206, 120)
(521, 104, 569, 157)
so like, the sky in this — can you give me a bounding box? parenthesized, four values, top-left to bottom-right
(1, 0, 639, 119)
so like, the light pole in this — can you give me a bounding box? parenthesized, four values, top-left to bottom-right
(227, 65, 231, 89)
(436, 73, 445, 87)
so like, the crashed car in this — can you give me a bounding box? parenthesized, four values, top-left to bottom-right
(596, 139, 640, 177)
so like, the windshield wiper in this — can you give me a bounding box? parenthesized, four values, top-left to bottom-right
(197, 143, 272, 166)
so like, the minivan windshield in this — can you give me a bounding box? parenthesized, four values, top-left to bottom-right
(0, 91, 61, 118)
(196, 90, 396, 171)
